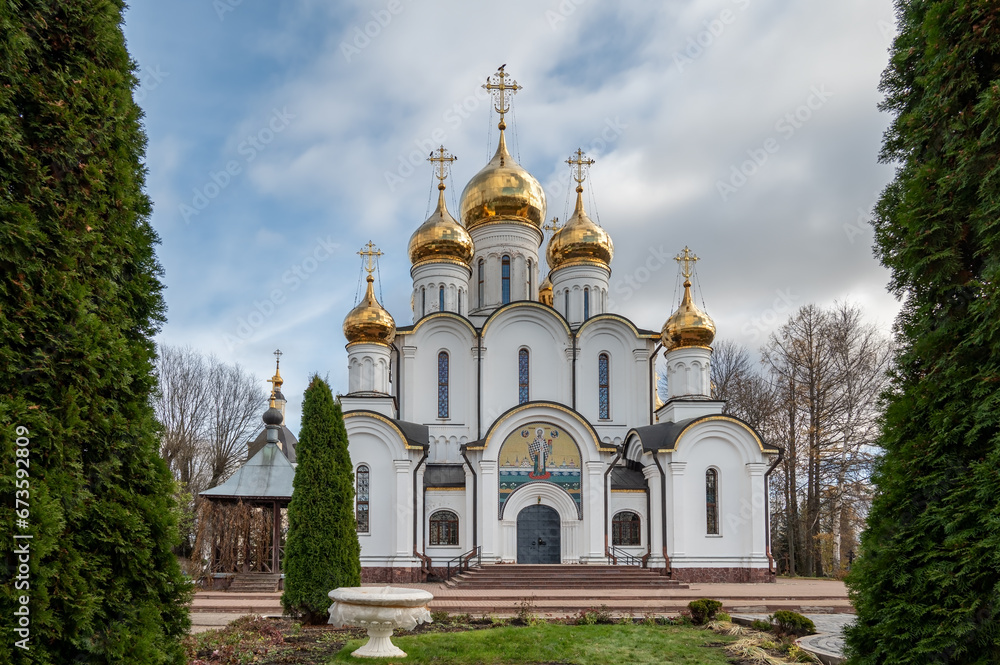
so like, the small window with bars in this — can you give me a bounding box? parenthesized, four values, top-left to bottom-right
(429, 510, 459, 546)
(356, 465, 370, 533)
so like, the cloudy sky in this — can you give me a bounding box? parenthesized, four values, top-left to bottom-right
(124, 0, 902, 433)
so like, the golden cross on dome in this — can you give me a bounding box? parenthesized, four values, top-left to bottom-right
(566, 148, 595, 186)
(674, 246, 700, 280)
(483, 65, 522, 130)
(428, 146, 457, 189)
(543, 217, 561, 234)
(358, 240, 383, 276)
(267, 349, 283, 396)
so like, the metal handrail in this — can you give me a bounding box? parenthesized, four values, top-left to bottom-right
(608, 544, 643, 567)
(445, 546, 481, 580)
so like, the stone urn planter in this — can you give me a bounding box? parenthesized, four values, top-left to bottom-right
(328, 586, 434, 658)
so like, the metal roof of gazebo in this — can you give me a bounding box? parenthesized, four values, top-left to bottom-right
(200, 441, 294, 502)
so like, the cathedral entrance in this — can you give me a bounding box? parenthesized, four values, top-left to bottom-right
(516, 505, 561, 564)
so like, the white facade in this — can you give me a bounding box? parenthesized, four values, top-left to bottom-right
(340, 117, 779, 585)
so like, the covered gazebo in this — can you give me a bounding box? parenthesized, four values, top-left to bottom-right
(197, 364, 296, 591)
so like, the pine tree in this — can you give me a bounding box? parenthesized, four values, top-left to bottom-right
(282, 376, 361, 624)
(844, 2, 1000, 663)
(0, 2, 191, 664)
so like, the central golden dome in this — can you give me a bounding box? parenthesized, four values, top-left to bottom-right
(661, 280, 716, 350)
(343, 275, 396, 346)
(546, 187, 614, 271)
(460, 131, 546, 230)
(408, 185, 474, 266)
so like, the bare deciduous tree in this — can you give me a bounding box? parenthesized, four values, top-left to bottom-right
(153, 344, 268, 555)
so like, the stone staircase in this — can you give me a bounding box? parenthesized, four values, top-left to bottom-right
(227, 573, 282, 593)
(446, 564, 688, 590)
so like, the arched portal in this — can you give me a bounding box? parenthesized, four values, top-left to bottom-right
(516, 505, 561, 564)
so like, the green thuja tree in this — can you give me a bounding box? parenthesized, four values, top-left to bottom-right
(845, 1, 1000, 663)
(0, 2, 191, 664)
(282, 376, 361, 624)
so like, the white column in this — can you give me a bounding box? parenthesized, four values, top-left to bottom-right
(392, 459, 412, 560)
(746, 463, 768, 557)
(400, 346, 417, 421)
(668, 461, 687, 558)
(479, 459, 498, 562)
(642, 464, 665, 568)
(584, 461, 605, 562)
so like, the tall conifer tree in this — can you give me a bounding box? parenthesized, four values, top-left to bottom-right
(0, 2, 190, 663)
(282, 376, 361, 624)
(845, 2, 1000, 663)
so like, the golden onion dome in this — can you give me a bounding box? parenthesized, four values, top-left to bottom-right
(546, 186, 614, 271)
(661, 280, 716, 350)
(460, 130, 546, 230)
(343, 275, 396, 346)
(408, 184, 474, 266)
(539, 274, 553, 306)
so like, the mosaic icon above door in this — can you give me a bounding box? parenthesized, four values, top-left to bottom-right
(498, 423, 581, 516)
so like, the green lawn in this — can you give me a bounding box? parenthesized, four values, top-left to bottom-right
(328, 622, 734, 664)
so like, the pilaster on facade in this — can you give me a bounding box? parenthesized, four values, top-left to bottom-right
(746, 462, 768, 557)
(393, 459, 412, 558)
(478, 459, 498, 562)
(668, 461, 687, 558)
(642, 463, 666, 567)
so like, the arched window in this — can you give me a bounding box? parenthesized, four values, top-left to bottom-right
(564, 290, 570, 318)
(421, 287, 426, 317)
(477, 259, 484, 307)
(438, 352, 449, 418)
(458, 290, 463, 316)
(356, 465, 370, 533)
(429, 510, 459, 546)
(501, 255, 511, 304)
(612, 511, 641, 546)
(584, 287, 590, 320)
(706, 468, 719, 535)
(439, 285, 445, 312)
(518, 349, 529, 404)
(598, 353, 610, 419)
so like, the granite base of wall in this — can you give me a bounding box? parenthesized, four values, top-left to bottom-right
(670, 567, 775, 583)
(361, 567, 425, 583)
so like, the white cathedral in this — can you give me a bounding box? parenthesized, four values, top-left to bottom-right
(338, 68, 780, 584)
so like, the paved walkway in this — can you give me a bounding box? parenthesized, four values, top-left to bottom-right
(190, 578, 850, 633)
(733, 613, 854, 665)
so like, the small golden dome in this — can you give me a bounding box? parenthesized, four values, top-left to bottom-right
(539, 274, 553, 306)
(408, 185, 474, 266)
(460, 131, 546, 230)
(343, 275, 396, 346)
(662, 280, 716, 350)
(546, 187, 614, 271)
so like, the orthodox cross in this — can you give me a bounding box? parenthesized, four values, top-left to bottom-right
(428, 146, 457, 189)
(566, 148, 595, 189)
(267, 349, 283, 394)
(483, 65, 522, 130)
(543, 217, 561, 236)
(674, 246, 700, 281)
(358, 240, 383, 276)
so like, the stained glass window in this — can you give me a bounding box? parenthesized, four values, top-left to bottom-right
(584, 287, 590, 320)
(706, 468, 719, 535)
(438, 352, 449, 418)
(356, 465, 370, 533)
(439, 285, 445, 312)
(501, 255, 511, 304)
(612, 511, 641, 546)
(598, 353, 610, 419)
(518, 349, 529, 404)
(429, 510, 459, 546)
